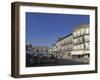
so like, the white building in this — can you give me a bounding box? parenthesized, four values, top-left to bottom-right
(26, 44, 49, 56)
(71, 24, 89, 58)
(49, 34, 73, 59)
(50, 24, 89, 59)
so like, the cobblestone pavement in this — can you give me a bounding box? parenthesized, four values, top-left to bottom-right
(26, 58, 89, 67)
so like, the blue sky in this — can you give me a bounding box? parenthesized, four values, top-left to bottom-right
(26, 12, 89, 47)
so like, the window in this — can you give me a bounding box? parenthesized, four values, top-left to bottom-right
(73, 32, 76, 37)
(46, 49, 48, 52)
(73, 39, 77, 44)
(76, 45, 78, 50)
(85, 42, 89, 49)
(85, 28, 89, 34)
(85, 35, 89, 41)
(77, 31, 80, 36)
(73, 46, 76, 50)
(36, 49, 39, 52)
(80, 44, 84, 49)
(81, 29, 84, 35)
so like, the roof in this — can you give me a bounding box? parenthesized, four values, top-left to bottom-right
(32, 46, 49, 49)
(26, 44, 49, 49)
(56, 33, 72, 42)
(73, 24, 89, 31)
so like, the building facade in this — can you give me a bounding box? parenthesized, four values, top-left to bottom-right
(50, 24, 89, 60)
(49, 34, 73, 59)
(26, 44, 49, 56)
(26, 44, 57, 66)
(72, 24, 89, 58)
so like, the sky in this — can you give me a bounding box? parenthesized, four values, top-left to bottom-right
(26, 12, 89, 47)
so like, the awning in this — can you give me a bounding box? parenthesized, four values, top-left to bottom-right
(71, 50, 89, 55)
